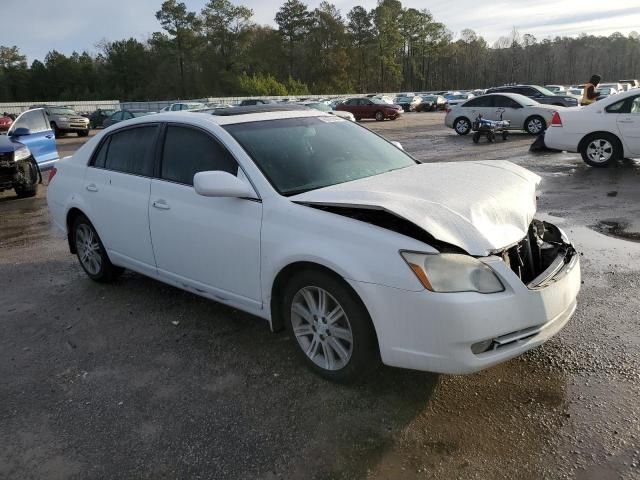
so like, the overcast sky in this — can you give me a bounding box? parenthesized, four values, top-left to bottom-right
(3, 0, 640, 63)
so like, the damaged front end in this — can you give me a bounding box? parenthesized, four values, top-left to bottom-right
(498, 219, 577, 289)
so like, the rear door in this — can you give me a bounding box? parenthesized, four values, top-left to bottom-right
(616, 95, 640, 155)
(8, 109, 58, 166)
(461, 95, 494, 121)
(492, 95, 525, 126)
(148, 124, 262, 306)
(82, 124, 160, 276)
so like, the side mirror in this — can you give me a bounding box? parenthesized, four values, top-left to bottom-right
(193, 171, 258, 199)
(391, 141, 404, 150)
(11, 127, 31, 137)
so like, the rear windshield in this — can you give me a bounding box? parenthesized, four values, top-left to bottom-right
(223, 117, 416, 196)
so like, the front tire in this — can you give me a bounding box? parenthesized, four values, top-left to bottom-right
(454, 117, 471, 135)
(13, 160, 38, 198)
(78, 129, 89, 137)
(580, 133, 620, 167)
(375, 111, 385, 122)
(73, 214, 123, 282)
(525, 115, 546, 135)
(283, 269, 380, 383)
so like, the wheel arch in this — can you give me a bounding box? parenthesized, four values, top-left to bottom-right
(269, 261, 381, 355)
(578, 130, 624, 155)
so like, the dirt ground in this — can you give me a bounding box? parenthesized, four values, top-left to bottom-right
(1, 113, 639, 480)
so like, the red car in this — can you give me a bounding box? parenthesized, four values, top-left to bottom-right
(0, 115, 13, 132)
(336, 97, 402, 122)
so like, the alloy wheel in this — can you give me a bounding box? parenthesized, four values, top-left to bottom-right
(290, 286, 353, 371)
(586, 139, 613, 164)
(76, 224, 102, 275)
(527, 117, 544, 134)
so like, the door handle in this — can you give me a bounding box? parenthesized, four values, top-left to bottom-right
(86, 184, 98, 192)
(45, 134, 54, 139)
(153, 200, 170, 210)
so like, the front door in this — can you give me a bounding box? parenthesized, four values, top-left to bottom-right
(148, 124, 262, 307)
(82, 124, 159, 276)
(491, 95, 526, 126)
(8, 109, 58, 166)
(617, 95, 640, 155)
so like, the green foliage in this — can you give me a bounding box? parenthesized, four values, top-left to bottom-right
(1, 0, 640, 102)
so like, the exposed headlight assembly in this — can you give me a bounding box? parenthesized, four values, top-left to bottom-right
(401, 251, 504, 294)
(14, 146, 31, 162)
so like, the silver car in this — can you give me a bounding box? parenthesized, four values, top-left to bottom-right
(31, 105, 90, 138)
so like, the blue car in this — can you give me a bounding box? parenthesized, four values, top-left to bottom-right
(0, 108, 59, 197)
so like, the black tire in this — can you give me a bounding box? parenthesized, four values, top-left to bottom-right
(78, 129, 89, 137)
(472, 132, 480, 144)
(51, 122, 64, 138)
(525, 115, 546, 135)
(375, 111, 385, 122)
(355, 116, 361, 122)
(487, 132, 495, 143)
(13, 160, 38, 198)
(502, 131, 509, 141)
(283, 269, 380, 383)
(454, 117, 471, 135)
(580, 133, 621, 168)
(72, 214, 124, 282)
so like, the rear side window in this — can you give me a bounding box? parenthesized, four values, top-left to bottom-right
(92, 137, 110, 168)
(160, 126, 238, 186)
(493, 96, 520, 108)
(464, 96, 492, 107)
(103, 126, 158, 176)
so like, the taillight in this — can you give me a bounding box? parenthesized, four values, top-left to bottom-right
(551, 112, 562, 126)
(48, 167, 57, 183)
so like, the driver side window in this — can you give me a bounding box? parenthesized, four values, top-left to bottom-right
(631, 97, 640, 114)
(13, 109, 49, 133)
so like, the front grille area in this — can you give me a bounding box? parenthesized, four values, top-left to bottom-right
(500, 220, 574, 286)
(0, 151, 14, 167)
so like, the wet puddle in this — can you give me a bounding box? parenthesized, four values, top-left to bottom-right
(590, 219, 640, 243)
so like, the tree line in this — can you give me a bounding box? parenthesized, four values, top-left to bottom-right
(1, 0, 639, 102)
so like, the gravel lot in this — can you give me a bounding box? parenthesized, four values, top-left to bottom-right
(1, 113, 639, 479)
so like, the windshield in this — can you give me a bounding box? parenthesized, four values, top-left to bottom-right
(224, 116, 417, 196)
(50, 107, 76, 115)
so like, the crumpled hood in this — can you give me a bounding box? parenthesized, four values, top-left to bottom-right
(291, 160, 541, 256)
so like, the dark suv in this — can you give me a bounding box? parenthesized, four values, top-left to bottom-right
(485, 85, 578, 107)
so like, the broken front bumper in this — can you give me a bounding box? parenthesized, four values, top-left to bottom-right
(348, 241, 580, 375)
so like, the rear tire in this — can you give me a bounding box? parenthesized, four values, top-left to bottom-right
(580, 133, 621, 168)
(78, 129, 89, 137)
(525, 115, 546, 135)
(73, 214, 124, 282)
(283, 269, 380, 383)
(472, 132, 480, 143)
(454, 117, 471, 135)
(375, 111, 384, 122)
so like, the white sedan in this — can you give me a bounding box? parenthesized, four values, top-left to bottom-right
(445, 93, 560, 135)
(47, 107, 580, 383)
(545, 88, 640, 167)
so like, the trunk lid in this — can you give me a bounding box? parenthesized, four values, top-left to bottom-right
(291, 160, 541, 256)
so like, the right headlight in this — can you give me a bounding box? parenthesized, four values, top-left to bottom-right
(400, 251, 504, 294)
(14, 146, 31, 162)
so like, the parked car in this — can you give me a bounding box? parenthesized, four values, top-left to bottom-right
(88, 108, 117, 129)
(31, 105, 90, 138)
(445, 93, 559, 135)
(161, 102, 206, 112)
(544, 88, 640, 167)
(394, 94, 422, 112)
(598, 83, 625, 94)
(485, 85, 578, 107)
(596, 86, 618, 98)
(0, 114, 13, 132)
(47, 107, 580, 382)
(420, 95, 447, 111)
(239, 99, 277, 106)
(302, 102, 356, 121)
(102, 110, 156, 128)
(1, 108, 59, 197)
(445, 93, 475, 107)
(545, 85, 567, 94)
(619, 79, 639, 89)
(335, 97, 402, 121)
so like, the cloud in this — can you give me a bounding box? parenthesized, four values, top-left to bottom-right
(5, 0, 640, 62)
